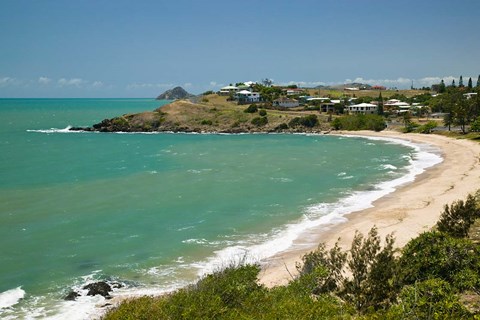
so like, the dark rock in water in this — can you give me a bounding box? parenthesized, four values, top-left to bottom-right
(83, 281, 112, 298)
(64, 290, 80, 301)
(69, 126, 92, 132)
(156, 86, 195, 100)
(111, 282, 124, 289)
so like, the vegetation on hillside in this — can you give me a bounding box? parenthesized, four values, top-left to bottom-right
(103, 192, 480, 319)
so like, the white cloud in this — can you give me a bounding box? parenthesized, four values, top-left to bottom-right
(92, 81, 104, 88)
(341, 76, 472, 89)
(58, 78, 87, 87)
(38, 76, 51, 85)
(126, 83, 174, 90)
(0, 77, 21, 87)
(183, 82, 192, 88)
(209, 81, 217, 87)
(277, 80, 327, 87)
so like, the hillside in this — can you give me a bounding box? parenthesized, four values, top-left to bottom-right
(76, 95, 331, 133)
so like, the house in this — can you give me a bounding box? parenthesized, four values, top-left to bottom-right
(273, 97, 299, 108)
(347, 103, 377, 114)
(236, 90, 261, 104)
(285, 88, 305, 96)
(218, 85, 239, 96)
(464, 93, 478, 99)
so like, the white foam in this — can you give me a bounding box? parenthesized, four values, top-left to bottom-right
(26, 126, 79, 133)
(381, 164, 397, 170)
(187, 134, 443, 277)
(0, 287, 25, 309)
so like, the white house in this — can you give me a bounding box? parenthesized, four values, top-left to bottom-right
(347, 103, 377, 114)
(236, 90, 261, 103)
(218, 85, 239, 96)
(273, 97, 299, 108)
(464, 92, 478, 99)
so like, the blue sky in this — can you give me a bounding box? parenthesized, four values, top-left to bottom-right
(1, 0, 479, 97)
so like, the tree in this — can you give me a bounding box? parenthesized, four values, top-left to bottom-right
(459, 75, 464, 87)
(377, 92, 384, 115)
(436, 194, 480, 238)
(451, 79, 456, 87)
(439, 79, 446, 93)
(468, 77, 473, 89)
(262, 78, 273, 87)
(477, 75, 480, 87)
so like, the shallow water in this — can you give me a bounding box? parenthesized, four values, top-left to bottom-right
(0, 99, 441, 319)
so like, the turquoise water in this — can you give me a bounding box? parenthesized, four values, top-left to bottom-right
(0, 99, 439, 318)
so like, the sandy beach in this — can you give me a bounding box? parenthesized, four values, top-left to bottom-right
(259, 131, 480, 287)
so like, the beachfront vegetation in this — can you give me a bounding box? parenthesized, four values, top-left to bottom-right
(331, 114, 386, 132)
(103, 193, 480, 319)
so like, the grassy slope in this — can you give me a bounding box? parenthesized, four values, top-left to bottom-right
(113, 95, 332, 133)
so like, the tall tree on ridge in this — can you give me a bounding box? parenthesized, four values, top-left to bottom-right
(451, 79, 456, 87)
(377, 92, 384, 115)
(477, 75, 480, 87)
(459, 75, 464, 87)
(468, 77, 473, 89)
(439, 79, 446, 93)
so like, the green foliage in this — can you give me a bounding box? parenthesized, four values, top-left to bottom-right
(274, 123, 289, 131)
(332, 114, 386, 132)
(201, 97, 209, 103)
(436, 194, 480, 238)
(243, 104, 258, 113)
(398, 231, 480, 291)
(415, 120, 437, 133)
(298, 227, 399, 313)
(288, 114, 319, 128)
(470, 116, 480, 132)
(258, 109, 267, 117)
(251, 116, 268, 127)
(202, 90, 214, 95)
(200, 119, 213, 125)
(386, 279, 472, 319)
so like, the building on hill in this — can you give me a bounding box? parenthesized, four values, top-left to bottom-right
(236, 90, 261, 104)
(218, 85, 239, 96)
(273, 97, 299, 108)
(347, 103, 377, 114)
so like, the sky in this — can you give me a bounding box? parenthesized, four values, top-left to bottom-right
(0, 0, 479, 98)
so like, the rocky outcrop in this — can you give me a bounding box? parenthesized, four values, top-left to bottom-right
(156, 86, 195, 100)
(69, 99, 331, 134)
(83, 281, 113, 298)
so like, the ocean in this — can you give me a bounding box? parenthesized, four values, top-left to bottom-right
(0, 98, 442, 319)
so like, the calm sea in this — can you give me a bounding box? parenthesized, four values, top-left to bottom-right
(0, 99, 442, 319)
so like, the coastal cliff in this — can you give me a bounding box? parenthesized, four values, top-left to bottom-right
(72, 95, 331, 133)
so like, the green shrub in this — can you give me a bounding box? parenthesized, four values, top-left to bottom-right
(288, 115, 319, 128)
(200, 119, 213, 125)
(415, 120, 437, 133)
(251, 116, 268, 127)
(385, 279, 472, 319)
(332, 114, 385, 131)
(298, 227, 399, 313)
(258, 109, 267, 116)
(398, 231, 480, 290)
(201, 97, 209, 103)
(244, 104, 258, 113)
(470, 116, 480, 132)
(436, 194, 480, 238)
(274, 123, 289, 131)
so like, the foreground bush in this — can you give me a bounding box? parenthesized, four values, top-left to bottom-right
(436, 193, 480, 238)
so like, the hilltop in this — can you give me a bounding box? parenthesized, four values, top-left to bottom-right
(156, 86, 195, 100)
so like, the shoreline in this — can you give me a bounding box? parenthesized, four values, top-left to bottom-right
(259, 130, 480, 287)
